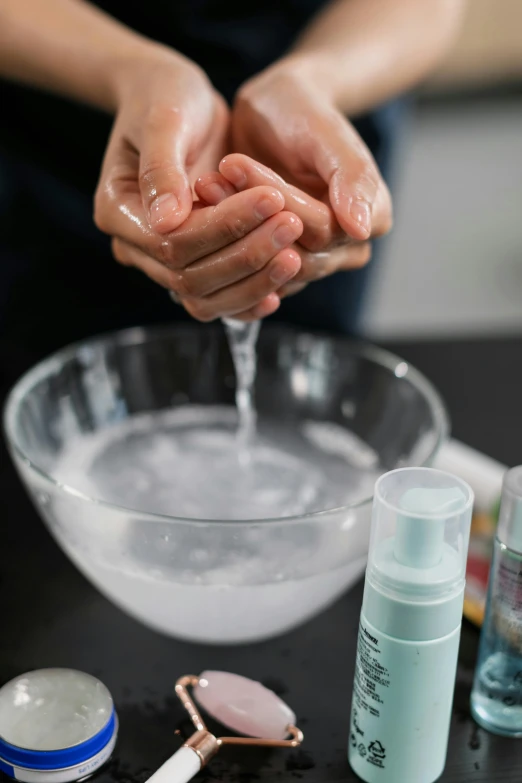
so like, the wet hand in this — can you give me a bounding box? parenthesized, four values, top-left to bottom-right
(229, 63, 393, 286)
(110, 189, 303, 321)
(196, 153, 382, 299)
(94, 48, 302, 321)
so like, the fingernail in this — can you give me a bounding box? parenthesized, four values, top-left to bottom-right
(254, 196, 281, 221)
(224, 165, 247, 189)
(272, 223, 298, 250)
(269, 261, 296, 285)
(252, 294, 280, 318)
(350, 199, 371, 234)
(150, 193, 179, 225)
(200, 182, 227, 204)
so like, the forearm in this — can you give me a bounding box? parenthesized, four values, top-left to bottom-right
(280, 0, 466, 114)
(0, 0, 171, 112)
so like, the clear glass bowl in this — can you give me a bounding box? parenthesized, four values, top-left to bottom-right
(4, 325, 448, 644)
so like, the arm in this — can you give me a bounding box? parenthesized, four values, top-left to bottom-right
(278, 0, 466, 115)
(0, 0, 158, 112)
(232, 0, 465, 248)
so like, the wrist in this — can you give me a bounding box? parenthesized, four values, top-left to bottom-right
(255, 54, 338, 107)
(109, 39, 207, 111)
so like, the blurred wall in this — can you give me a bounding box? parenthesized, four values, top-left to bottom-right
(361, 0, 522, 340)
(426, 0, 522, 92)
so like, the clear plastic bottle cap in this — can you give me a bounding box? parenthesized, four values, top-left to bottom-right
(497, 465, 522, 553)
(368, 468, 474, 601)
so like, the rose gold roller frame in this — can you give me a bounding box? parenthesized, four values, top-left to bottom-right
(175, 675, 304, 768)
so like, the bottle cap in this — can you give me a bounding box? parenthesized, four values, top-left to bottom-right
(368, 467, 474, 601)
(0, 669, 117, 783)
(497, 466, 522, 553)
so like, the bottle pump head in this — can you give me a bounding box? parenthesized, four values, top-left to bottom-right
(368, 468, 474, 601)
(394, 486, 469, 569)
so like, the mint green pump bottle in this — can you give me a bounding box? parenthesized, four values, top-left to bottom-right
(348, 468, 474, 783)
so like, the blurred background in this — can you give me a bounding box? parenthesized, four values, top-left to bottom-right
(361, 0, 522, 339)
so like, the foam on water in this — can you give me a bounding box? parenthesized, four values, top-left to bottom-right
(54, 405, 378, 520)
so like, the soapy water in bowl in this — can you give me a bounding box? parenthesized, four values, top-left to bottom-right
(55, 405, 378, 520)
(50, 320, 379, 641)
(55, 319, 379, 520)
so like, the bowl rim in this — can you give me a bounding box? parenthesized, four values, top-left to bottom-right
(3, 323, 450, 527)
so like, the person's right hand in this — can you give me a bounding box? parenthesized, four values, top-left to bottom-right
(94, 46, 302, 321)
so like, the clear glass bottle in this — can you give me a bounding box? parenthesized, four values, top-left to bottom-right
(471, 466, 522, 736)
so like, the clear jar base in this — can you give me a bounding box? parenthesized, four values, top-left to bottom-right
(471, 700, 522, 738)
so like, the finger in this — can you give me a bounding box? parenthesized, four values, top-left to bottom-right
(182, 248, 301, 322)
(111, 237, 176, 289)
(174, 212, 303, 298)
(335, 241, 372, 270)
(278, 281, 308, 299)
(165, 186, 289, 268)
(295, 241, 372, 283)
(136, 106, 198, 234)
(274, 242, 372, 298)
(195, 172, 236, 205)
(210, 155, 390, 246)
(102, 184, 287, 269)
(309, 113, 386, 240)
(111, 211, 302, 299)
(95, 130, 151, 240)
(219, 153, 343, 252)
(112, 215, 369, 298)
(231, 292, 281, 322)
(114, 232, 283, 323)
(370, 180, 393, 238)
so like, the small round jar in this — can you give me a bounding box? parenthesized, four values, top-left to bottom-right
(0, 669, 118, 782)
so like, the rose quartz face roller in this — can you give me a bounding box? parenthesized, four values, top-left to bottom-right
(147, 671, 303, 783)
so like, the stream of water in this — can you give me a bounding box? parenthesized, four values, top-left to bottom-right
(222, 318, 260, 458)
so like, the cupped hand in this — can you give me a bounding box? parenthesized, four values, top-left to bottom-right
(231, 63, 393, 243)
(94, 47, 302, 321)
(196, 153, 384, 299)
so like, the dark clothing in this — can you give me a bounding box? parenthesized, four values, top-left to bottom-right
(0, 0, 405, 356)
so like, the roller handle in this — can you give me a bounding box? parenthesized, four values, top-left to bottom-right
(146, 747, 201, 783)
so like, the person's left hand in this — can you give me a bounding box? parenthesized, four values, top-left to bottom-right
(230, 61, 393, 250)
(195, 157, 354, 301)
(196, 150, 388, 301)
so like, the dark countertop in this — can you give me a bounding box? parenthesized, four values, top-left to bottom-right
(2, 335, 522, 783)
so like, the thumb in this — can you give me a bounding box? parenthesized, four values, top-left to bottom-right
(138, 109, 193, 234)
(312, 112, 382, 240)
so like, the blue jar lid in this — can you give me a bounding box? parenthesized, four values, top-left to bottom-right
(0, 669, 118, 782)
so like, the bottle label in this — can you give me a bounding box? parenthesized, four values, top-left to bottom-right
(352, 624, 389, 747)
(494, 554, 522, 648)
(348, 615, 460, 783)
(350, 622, 390, 772)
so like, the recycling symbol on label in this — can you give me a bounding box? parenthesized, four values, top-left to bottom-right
(368, 741, 386, 759)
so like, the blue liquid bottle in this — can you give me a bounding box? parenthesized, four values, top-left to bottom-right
(471, 466, 522, 736)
